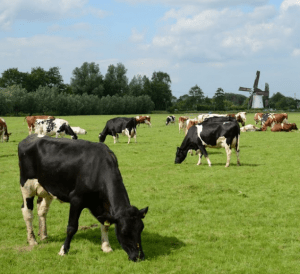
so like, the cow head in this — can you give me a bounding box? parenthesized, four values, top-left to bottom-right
(292, 123, 298, 130)
(3, 132, 12, 142)
(99, 133, 106, 143)
(97, 206, 148, 262)
(175, 147, 187, 164)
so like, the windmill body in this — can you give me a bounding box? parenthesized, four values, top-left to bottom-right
(239, 71, 269, 109)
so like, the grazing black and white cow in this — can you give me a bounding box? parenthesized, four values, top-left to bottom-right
(35, 118, 77, 139)
(175, 117, 240, 167)
(18, 135, 148, 261)
(99, 117, 137, 144)
(166, 115, 175, 125)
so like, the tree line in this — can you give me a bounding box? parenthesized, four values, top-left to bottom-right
(0, 62, 171, 114)
(0, 63, 298, 115)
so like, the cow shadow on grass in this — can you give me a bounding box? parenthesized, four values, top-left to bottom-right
(47, 225, 185, 260)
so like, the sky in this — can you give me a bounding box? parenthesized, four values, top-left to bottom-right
(0, 0, 299, 99)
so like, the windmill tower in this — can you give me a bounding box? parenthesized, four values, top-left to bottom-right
(239, 71, 269, 109)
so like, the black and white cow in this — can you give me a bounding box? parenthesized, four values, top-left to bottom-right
(99, 117, 137, 144)
(18, 135, 148, 261)
(175, 117, 240, 167)
(35, 118, 78, 139)
(261, 113, 273, 126)
(166, 115, 175, 125)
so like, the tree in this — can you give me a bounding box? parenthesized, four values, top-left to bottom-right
(188, 85, 204, 108)
(213, 88, 225, 110)
(0, 68, 30, 90)
(103, 63, 129, 97)
(0, 66, 66, 93)
(128, 75, 144, 96)
(150, 71, 173, 110)
(71, 62, 104, 97)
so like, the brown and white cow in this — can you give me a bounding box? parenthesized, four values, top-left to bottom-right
(261, 113, 288, 131)
(185, 118, 198, 135)
(178, 116, 189, 133)
(254, 113, 264, 125)
(0, 117, 11, 142)
(24, 115, 55, 135)
(136, 116, 152, 127)
(271, 123, 298, 132)
(234, 112, 246, 126)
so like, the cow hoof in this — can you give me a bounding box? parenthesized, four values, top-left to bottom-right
(102, 243, 113, 253)
(28, 240, 38, 246)
(225, 165, 229, 168)
(58, 245, 67, 256)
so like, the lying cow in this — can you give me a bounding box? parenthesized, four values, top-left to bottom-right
(24, 115, 55, 135)
(136, 116, 151, 127)
(18, 135, 148, 261)
(35, 118, 78, 139)
(240, 124, 261, 132)
(99, 117, 137, 144)
(71, 127, 87, 135)
(0, 117, 11, 142)
(166, 115, 175, 125)
(175, 117, 240, 167)
(271, 123, 298, 132)
(261, 113, 288, 131)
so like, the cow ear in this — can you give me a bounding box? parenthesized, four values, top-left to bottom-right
(139, 207, 149, 219)
(97, 213, 117, 226)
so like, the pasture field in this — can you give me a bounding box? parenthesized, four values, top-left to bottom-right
(0, 113, 300, 273)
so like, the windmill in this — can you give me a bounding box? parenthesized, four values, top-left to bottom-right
(239, 71, 269, 109)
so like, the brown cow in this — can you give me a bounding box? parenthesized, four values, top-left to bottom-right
(261, 113, 288, 131)
(254, 113, 264, 125)
(0, 117, 11, 142)
(135, 115, 151, 127)
(24, 115, 55, 135)
(185, 118, 198, 135)
(178, 116, 189, 133)
(271, 123, 298, 132)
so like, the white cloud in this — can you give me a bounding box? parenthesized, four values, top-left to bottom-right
(0, 0, 107, 30)
(292, 48, 300, 56)
(280, 0, 300, 11)
(129, 28, 146, 43)
(117, 0, 268, 7)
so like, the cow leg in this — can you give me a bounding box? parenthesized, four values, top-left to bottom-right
(20, 185, 37, 246)
(37, 196, 53, 241)
(100, 224, 113, 253)
(224, 144, 232, 167)
(197, 153, 203, 165)
(58, 198, 83, 256)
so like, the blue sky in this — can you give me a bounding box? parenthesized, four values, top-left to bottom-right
(0, 0, 299, 99)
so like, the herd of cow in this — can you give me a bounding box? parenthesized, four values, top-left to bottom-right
(0, 111, 298, 262)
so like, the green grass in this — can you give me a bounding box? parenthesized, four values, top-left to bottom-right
(1, 113, 300, 273)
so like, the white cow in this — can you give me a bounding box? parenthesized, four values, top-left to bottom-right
(71, 127, 87, 135)
(198, 114, 227, 123)
(240, 124, 261, 132)
(35, 118, 78, 139)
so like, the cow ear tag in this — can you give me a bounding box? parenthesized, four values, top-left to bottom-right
(104, 220, 110, 226)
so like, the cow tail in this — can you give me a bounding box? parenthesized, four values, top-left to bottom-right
(236, 133, 240, 152)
